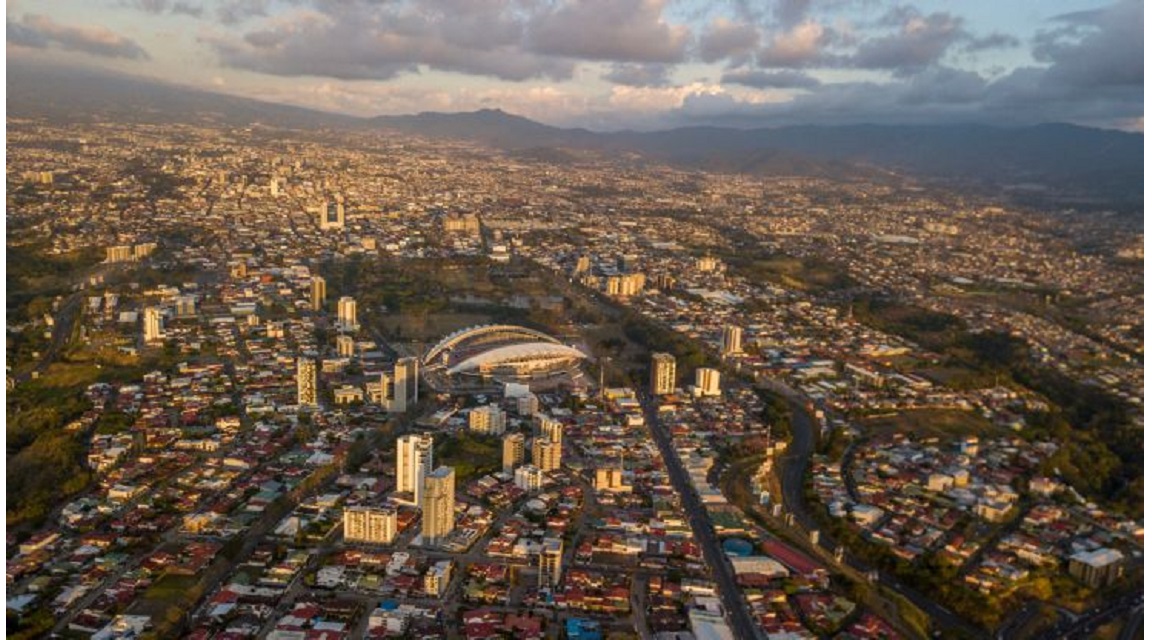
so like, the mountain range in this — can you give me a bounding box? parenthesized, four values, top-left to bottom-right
(9, 62, 1143, 212)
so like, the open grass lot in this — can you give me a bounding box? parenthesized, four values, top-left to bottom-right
(436, 431, 501, 483)
(729, 254, 856, 293)
(860, 408, 1005, 440)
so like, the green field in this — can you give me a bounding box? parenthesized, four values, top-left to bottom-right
(860, 409, 1003, 440)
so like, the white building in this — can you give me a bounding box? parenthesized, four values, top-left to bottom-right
(343, 506, 397, 544)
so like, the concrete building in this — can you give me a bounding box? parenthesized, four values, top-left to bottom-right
(336, 334, 355, 357)
(143, 307, 164, 343)
(594, 467, 627, 492)
(538, 537, 564, 588)
(651, 352, 677, 395)
(337, 296, 358, 332)
(694, 367, 721, 397)
(175, 295, 197, 318)
(469, 404, 507, 435)
(515, 464, 545, 492)
(343, 506, 397, 545)
(318, 198, 345, 230)
(502, 433, 526, 472)
(722, 325, 743, 356)
(1069, 548, 1124, 587)
(421, 466, 456, 545)
(397, 434, 435, 504)
(532, 439, 562, 472)
(310, 276, 326, 311)
(424, 560, 453, 597)
(296, 357, 318, 407)
(392, 357, 418, 412)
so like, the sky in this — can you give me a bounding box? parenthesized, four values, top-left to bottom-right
(5, 0, 1144, 131)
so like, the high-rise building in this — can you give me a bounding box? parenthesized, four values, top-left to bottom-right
(538, 538, 564, 587)
(175, 295, 197, 318)
(143, 307, 164, 343)
(337, 296, 358, 332)
(469, 404, 506, 435)
(722, 325, 743, 356)
(296, 357, 318, 407)
(514, 464, 544, 492)
(694, 367, 721, 397)
(502, 433, 525, 472)
(421, 466, 456, 545)
(336, 334, 356, 357)
(532, 439, 562, 472)
(397, 434, 435, 503)
(516, 394, 539, 416)
(424, 560, 454, 596)
(343, 506, 397, 544)
(310, 276, 326, 312)
(391, 357, 418, 412)
(651, 352, 677, 396)
(318, 198, 345, 230)
(105, 245, 133, 263)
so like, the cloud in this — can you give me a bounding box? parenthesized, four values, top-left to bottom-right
(204, 4, 574, 81)
(527, 0, 691, 63)
(1032, 0, 1141, 88)
(602, 63, 672, 87)
(125, 0, 204, 18)
(698, 17, 759, 64)
(721, 69, 821, 90)
(774, 0, 813, 27)
(852, 10, 964, 71)
(756, 20, 829, 68)
(7, 14, 150, 60)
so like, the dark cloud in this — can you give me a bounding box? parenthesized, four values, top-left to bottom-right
(963, 32, 1019, 53)
(1032, 0, 1141, 88)
(698, 18, 760, 64)
(7, 14, 150, 60)
(602, 63, 672, 87)
(721, 69, 820, 89)
(216, 0, 271, 25)
(526, 0, 690, 63)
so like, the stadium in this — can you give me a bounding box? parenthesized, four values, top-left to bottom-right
(422, 324, 589, 392)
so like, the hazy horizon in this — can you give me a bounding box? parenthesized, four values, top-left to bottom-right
(6, 0, 1143, 132)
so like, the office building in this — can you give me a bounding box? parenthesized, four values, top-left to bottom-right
(722, 325, 743, 356)
(397, 434, 435, 504)
(392, 357, 418, 411)
(651, 352, 676, 395)
(515, 464, 545, 492)
(343, 506, 397, 545)
(318, 198, 345, 230)
(539, 538, 564, 588)
(336, 334, 355, 358)
(1069, 548, 1124, 587)
(502, 433, 526, 472)
(421, 466, 456, 545)
(143, 307, 164, 343)
(694, 368, 721, 397)
(469, 404, 506, 435)
(337, 296, 358, 332)
(296, 357, 318, 407)
(310, 276, 326, 311)
(175, 295, 196, 318)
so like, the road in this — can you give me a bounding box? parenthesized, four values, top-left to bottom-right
(766, 383, 988, 639)
(640, 394, 765, 640)
(1031, 591, 1143, 640)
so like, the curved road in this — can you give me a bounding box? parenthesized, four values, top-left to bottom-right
(766, 383, 988, 639)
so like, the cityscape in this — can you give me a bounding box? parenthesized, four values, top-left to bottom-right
(4, 1, 1145, 640)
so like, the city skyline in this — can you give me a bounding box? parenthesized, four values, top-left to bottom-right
(5, 0, 1142, 131)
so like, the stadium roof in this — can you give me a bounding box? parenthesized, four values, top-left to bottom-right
(446, 342, 587, 375)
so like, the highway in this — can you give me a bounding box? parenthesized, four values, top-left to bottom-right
(641, 393, 765, 640)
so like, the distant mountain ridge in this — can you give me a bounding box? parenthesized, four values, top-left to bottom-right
(8, 62, 1143, 212)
